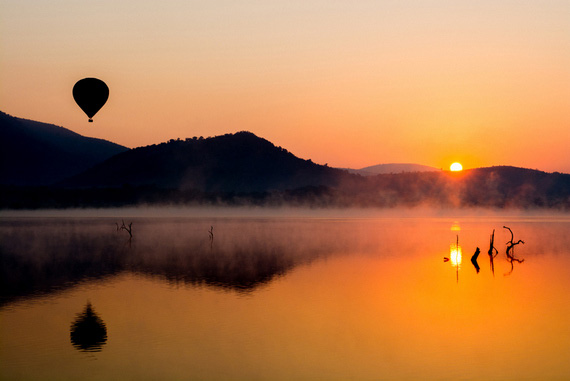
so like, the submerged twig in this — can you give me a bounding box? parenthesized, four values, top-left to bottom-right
(118, 220, 133, 238)
(488, 229, 499, 276)
(488, 229, 499, 258)
(503, 226, 525, 276)
(208, 226, 214, 248)
(471, 247, 481, 273)
(503, 226, 524, 257)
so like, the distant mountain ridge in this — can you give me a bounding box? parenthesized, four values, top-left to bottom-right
(344, 163, 439, 176)
(0, 111, 128, 185)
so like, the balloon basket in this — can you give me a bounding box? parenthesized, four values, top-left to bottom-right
(88, 119, 93, 122)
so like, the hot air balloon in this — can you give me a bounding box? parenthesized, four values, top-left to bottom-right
(72, 78, 109, 122)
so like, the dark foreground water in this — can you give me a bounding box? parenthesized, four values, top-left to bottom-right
(1, 209, 570, 380)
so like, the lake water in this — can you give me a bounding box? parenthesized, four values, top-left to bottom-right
(1, 209, 570, 380)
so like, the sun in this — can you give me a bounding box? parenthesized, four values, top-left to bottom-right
(450, 162, 463, 172)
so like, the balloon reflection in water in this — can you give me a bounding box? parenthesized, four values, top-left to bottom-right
(70, 302, 107, 352)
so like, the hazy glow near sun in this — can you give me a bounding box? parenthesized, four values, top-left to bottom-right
(450, 244, 462, 267)
(450, 162, 463, 172)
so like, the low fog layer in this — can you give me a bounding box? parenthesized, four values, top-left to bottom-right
(2, 206, 570, 219)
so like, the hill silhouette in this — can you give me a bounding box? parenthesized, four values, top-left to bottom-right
(0, 111, 127, 185)
(61, 132, 350, 192)
(335, 166, 570, 208)
(458, 166, 570, 208)
(0, 112, 568, 209)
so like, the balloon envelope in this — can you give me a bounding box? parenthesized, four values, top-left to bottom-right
(73, 78, 109, 122)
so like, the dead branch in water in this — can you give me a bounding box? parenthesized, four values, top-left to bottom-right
(488, 229, 499, 258)
(503, 226, 524, 257)
(503, 226, 525, 275)
(488, 229, 499, 276)
(118, 220, 133, 238)
(471, 247, 481, 273)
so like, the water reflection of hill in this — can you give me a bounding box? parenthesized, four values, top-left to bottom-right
(131, 245, 298, 292)
(0, 218, 376, 306)
(0, 219, 127, 305)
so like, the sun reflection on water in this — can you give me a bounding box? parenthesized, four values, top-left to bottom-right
(449, 243, 462, 267)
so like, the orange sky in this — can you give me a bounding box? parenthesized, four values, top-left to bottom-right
(1, 1, 569, 172)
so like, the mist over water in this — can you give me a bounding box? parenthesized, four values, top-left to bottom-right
(1, 207, 570, 379)
(3, 204, 570, 219)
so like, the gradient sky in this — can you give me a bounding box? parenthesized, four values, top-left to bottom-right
(1, 0, 569, 172)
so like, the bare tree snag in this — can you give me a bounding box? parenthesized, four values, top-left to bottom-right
(471, 247, 481, 273)
(503, 226, 525, 275)
(488, 229, 499, 276)
(119, 220, 133, 238)
(488, 229, 499, 258)
(208, 226, 214, 248)
(503, 226, 524, 257)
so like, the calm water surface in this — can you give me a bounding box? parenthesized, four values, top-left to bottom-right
(1, 210, 570, 380)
